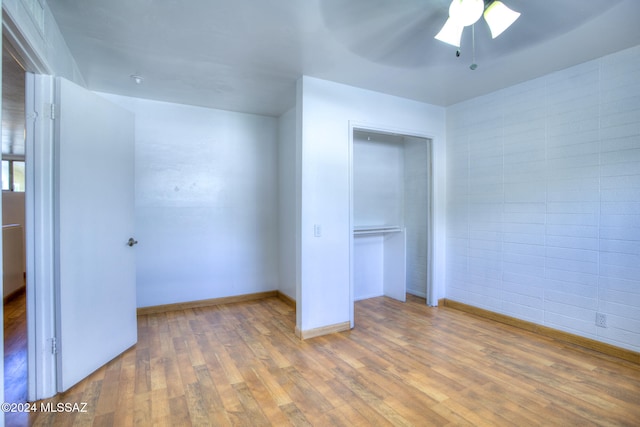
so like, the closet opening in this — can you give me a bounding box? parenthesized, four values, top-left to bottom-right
(349, 126, 433, 327)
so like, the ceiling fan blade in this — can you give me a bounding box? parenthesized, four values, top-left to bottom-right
(320, 0, 451, 68)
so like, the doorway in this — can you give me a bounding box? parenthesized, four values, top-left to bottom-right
(349, 125, 434, 327)
(2, 41, 28, 408)
(1, 21, 59, 401)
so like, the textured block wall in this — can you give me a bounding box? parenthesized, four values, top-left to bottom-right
(446, 45, 640, 352)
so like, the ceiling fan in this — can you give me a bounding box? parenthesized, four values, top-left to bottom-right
(435, 0, 521, 48)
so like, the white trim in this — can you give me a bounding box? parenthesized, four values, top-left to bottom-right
(426, 137, 435, 306)
(348, 123, 354, 327)
(2, 8, 50, 75)
(24, 72, 57, 400)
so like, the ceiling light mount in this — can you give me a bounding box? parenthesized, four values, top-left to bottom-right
(130, 74, 144, 85)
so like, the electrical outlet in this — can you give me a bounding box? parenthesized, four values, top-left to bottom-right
(595, 312, 607, 328)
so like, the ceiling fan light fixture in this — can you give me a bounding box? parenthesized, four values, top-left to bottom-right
(449, 0, 484, 27)
(483, 1, 521, 39)
(434, 17, 464, 47)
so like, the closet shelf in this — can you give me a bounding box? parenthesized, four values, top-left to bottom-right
(353, 225, 403, 235)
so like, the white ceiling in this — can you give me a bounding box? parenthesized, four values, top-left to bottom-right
(47, 0, 640, 117)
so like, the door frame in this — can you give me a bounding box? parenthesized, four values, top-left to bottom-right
(3, 11, 58, 399)
(25, 73, 57, 399)
(348, 121, 435, 327)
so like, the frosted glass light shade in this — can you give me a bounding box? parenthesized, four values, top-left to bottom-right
(434, 17, 464, 47)
(449, 0, 484, 27)
(484, 1, 521, 38)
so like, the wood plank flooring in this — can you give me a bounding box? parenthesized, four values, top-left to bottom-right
(4, 289, 28, 427)
(5, 293, 640, 426)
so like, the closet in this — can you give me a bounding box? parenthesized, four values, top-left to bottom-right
(352, 129, 431, 304)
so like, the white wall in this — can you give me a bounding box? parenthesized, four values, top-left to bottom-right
(278, 108, 296, 300)
(99, 93, 279, 308)
(2, 191, 26, 295)
(3, 224, 24, 298)
(2, 190, 25, 226)
(297, 76, 446, 333)
(353, 132, 405, 227)
(446, 45, 640, 352)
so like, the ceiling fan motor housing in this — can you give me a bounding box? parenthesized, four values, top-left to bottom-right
(449, 0, 484, 27)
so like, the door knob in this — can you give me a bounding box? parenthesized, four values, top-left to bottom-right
(127, 238, 138, 247)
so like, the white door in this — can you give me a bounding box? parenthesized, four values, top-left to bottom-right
(54, 77, 137, 391)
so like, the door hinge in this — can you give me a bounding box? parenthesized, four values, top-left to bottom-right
(51, 337, 57, 355)
(50, 103, 56, 120)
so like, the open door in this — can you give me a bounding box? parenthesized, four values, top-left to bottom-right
(54, 77, 136, 391)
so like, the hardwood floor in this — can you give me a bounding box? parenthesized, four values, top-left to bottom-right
(4, 289, 28, 427)
(5, 293, 640, 426)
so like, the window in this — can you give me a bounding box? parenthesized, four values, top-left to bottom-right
(2, 159, 25, 192)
